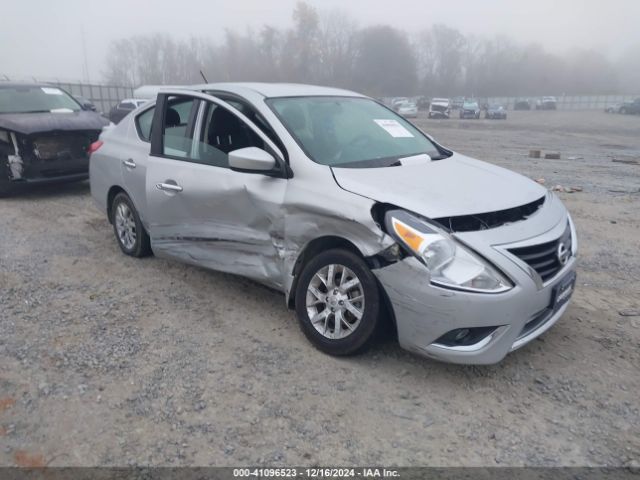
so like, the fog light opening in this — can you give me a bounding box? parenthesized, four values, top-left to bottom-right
(434, 326, 499, 348)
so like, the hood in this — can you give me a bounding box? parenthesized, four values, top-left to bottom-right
(0, 110, 108, 135)
(331, 152, 547, 218)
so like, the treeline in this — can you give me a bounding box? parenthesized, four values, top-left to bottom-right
(104, 2, 639, 96)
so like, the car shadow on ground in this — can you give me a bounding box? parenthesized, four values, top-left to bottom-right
(2, 180, 90, 200)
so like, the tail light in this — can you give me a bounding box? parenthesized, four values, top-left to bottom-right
(88, 140, 103, 154)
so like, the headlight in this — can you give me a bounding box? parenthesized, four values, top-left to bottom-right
(385, 210, 512, 293)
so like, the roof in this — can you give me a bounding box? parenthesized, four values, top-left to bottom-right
(190, 82, 365, 99)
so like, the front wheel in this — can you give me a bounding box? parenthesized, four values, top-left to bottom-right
(294, 249, 381, 356)
(111, 192, 151, 257)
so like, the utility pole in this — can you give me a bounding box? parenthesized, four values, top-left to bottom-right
(81, 27, 90, 83)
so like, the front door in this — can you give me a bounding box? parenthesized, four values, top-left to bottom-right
(144, 93, 288, 288)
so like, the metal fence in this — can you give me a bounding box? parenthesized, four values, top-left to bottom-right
(42, 81, 134, 114)
(0, 76, 134, 114)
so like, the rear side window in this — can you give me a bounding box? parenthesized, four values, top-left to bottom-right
(135, 107, 155, 142)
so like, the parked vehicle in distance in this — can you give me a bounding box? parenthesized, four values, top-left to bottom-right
(604, 102, 622, 113)
(428, 98, 450, 118)
(459, 100, 481, 119)
(416, 96, 429, 110)
(513, 98, 531, 110)
(108, 98, 148, 124)
(396, 101, 418, 118)
(0, 83, 108, 196)
(485, 104, 507, 119)
(536, 96, 557, 110)
(391, 97, 409, 111)
(451, 97, 464, 110)
(619, 98, 640, 115)
(90, 83, 577, 365)
(73, 95, 97, 112)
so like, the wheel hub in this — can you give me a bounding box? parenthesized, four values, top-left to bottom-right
(305, 263, 365, 340)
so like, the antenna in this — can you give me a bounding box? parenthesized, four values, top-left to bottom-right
(200, 70, 209, 83)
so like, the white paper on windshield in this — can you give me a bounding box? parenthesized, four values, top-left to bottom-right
(41, 87, 64, 95)
(398, 153, 431, 165)
(374, 119, 414, 138)
(50, 108, 74, 113)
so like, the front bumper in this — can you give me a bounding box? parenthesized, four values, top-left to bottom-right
(374, 198, 576, 364)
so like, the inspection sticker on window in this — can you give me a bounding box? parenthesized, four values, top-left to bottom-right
(41, 87, 64, 95)
(374, 119, 414, 138)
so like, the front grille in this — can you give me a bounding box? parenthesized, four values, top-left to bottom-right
(508, 222, 572, 282)
(33, 133, 97, 161)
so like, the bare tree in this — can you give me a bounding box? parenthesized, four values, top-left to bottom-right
(354, 25, 417, 96)
(103, 3, 631, 96)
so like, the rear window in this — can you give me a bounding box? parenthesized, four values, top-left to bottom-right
(0, 86, 81, 114)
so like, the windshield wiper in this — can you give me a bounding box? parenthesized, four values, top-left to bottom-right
(3, 110, 53, 114)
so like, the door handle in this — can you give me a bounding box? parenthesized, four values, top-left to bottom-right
(122, 159, 136, 169)
(155, 182, 183, 193)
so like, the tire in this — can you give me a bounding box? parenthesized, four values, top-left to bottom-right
(294, 248, 381, 356)
(111, 192, 151, 257)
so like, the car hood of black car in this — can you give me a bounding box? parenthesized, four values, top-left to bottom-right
(0, 110, 109, 135)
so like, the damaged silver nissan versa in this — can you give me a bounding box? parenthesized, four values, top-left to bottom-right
(90, 83, 577, 364)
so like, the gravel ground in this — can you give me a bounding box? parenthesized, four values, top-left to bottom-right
(0, 110, 639, 467)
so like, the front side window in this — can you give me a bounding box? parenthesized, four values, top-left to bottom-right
(0, 85, 81, 114)
(269, 97, 444, 168)
(162, 97, 198, 158)
(194, 102, 266, 168)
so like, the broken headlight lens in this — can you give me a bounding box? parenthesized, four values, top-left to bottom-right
(385, 210, 512, 293)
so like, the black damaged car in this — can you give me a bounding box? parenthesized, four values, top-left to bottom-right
(0, 83, 108, 196)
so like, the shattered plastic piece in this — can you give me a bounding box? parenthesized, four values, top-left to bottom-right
(529, 150, 541, 158)
(7, 132, 23, 180)
(544, 152, 561, 159)
(535, 178, 546, 185)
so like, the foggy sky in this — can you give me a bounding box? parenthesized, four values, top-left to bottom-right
(1, 0, 639, 82)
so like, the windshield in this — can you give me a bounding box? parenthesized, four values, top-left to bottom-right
(0, 86, 81, 114)
(463, 102, 478, 109)
(269, 97, 443, 167)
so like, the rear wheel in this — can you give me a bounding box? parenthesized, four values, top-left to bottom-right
(111, 192, 151, 257)
(294, 249, 381, 356)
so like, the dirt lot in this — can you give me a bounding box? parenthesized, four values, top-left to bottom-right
(1, 110, 639, 467)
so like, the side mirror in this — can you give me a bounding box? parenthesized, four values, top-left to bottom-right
(228, 147, 276, 172)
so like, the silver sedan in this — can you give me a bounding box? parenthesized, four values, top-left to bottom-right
(89, 83, 577, 364)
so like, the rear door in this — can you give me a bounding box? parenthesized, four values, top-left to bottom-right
(144, 92, 288, 287)
(120, 104, 156, 221)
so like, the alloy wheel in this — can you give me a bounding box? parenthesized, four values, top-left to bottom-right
(305, 263, 365, 339)
(114, 202, 137, 250)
